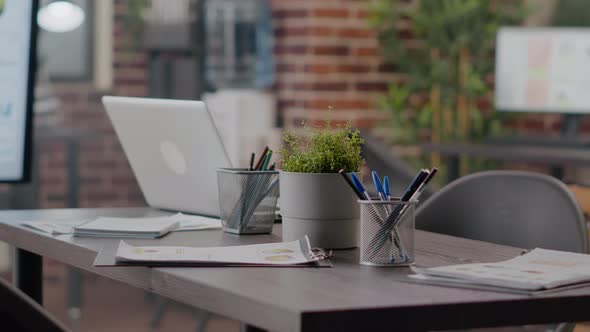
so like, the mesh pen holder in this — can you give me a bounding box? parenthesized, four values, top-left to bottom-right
(359, 199, 417, 266)
(217, 168, 280, 234)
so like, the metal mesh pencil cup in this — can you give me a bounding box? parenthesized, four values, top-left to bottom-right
(359, 199, 417, 266)
(217, 168, 280, 234)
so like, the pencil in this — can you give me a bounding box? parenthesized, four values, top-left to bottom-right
(261, 150, 273, 170)
(254, 146, 269, 170)
(248, 153, 255, 171)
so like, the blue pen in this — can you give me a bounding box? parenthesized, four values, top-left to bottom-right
(371, 171, 386, 201)
(383, 176, 391, 201)
(349, 173, 371, 201)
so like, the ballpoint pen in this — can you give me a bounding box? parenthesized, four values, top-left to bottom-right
(339, 169, 365, 200)
(350, 173, 371, 201)
(383, 176, 391, 201)
(372, 171, 386, 201)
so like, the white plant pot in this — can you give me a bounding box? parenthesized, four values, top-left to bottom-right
(279, 171, 360, 249)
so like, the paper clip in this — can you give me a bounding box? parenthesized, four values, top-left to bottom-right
(309, 247, 332, 261)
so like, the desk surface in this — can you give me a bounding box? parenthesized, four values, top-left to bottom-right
(1, 208, 590, 331)
(422, 142, 590, 165)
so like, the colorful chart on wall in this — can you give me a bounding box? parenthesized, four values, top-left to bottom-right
(0, 0, 36, 182)
(495, 27, 590, 114)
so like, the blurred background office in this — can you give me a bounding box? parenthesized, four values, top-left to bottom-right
(2, 0, 590, 331)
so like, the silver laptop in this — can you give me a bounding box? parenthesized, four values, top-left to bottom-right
(102, 96, 232, 217)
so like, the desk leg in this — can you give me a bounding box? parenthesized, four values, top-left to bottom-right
(13, 248, 43, 304)
(446, 155, 460, 183)
(240, 324, 267, 332)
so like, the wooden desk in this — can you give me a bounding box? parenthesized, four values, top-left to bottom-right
(3, 208, 590, 331)
(421, 142, 590, 182)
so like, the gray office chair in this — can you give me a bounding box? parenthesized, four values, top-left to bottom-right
(416, 170, 586, 332)
(0, 277, 70, 332)
(416, 170, 587, 253)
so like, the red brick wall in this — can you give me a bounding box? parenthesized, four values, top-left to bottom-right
(34, 0, 394, 209)
(270, 0, 395, 129)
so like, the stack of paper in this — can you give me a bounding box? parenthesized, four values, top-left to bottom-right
(94, 236, 332, 267)
(410, 248, 590, 294)
(74, 216, 181, 239)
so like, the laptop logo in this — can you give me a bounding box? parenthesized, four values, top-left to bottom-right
(160, 140, 187, 175)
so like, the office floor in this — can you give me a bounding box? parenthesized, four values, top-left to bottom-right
(22, 258, 240, 332)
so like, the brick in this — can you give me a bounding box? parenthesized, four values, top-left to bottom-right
(312, 8, 349, 18)
(274, 26, 334, 38)
(111, 176, 139, 186)
(308, 82, 348, 91)
(312, 46, 349, 56)
(304, 64, 337, 74)
(80, 177, 102, 185)
(338, 64, 371, 73)
(85, 191, 120, 202)
(338, 28, 374, 39)
(354, 117, 379, 129)
(354, 47, 379, 57)
(357, 9, 369, 18)
(46, 194, 67, 202)
(114, 77, 147, 85)
(84, 160, 118, 169)
(307, 99, 372, 110)
(308, 26, 334, 37)
(39, 175, 63, 185)
(356, 82, 389, 92)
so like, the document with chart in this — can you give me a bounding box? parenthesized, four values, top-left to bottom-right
(410, 248, 590, 294)
(94, 236, 332, 267)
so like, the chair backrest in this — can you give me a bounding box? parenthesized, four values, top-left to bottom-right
(0, 277, 69, 332)
(416, 170, 588, 253)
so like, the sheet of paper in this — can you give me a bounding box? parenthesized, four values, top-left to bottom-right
(24, 213, 221, 236)
(115, 237, 317, 265)
(24, 220, 85, 235)
(412, 248, 590, 291)
(168, 213, 222, 232)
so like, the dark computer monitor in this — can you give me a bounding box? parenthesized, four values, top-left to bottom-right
(0, 0, 38, 183)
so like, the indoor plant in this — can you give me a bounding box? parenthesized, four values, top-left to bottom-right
(279, 121, 364, 249)
(369, 0, 526, 174)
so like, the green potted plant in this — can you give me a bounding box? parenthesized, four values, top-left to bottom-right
(369, 0, 526, 174)
(279, 122, 364, 249)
